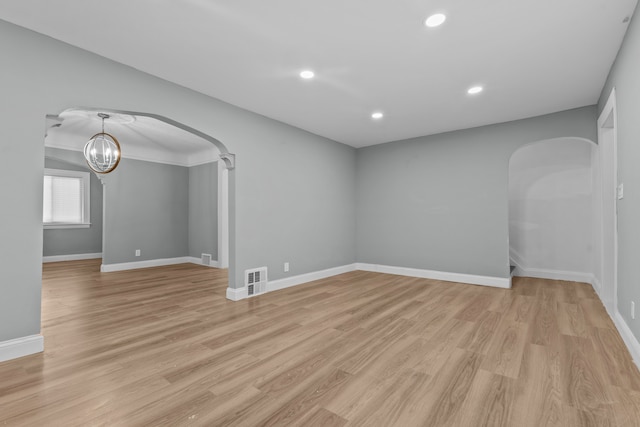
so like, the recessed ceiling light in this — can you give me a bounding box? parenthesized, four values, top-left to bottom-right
(371, 112, 384, 120)
(425, 13, 446, 28)
(300, 70, 315, 79)
(467, 86, 483, 94)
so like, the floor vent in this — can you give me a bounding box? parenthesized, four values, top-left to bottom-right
(246, 267, 268, 296)
(202, 253, 212, 266)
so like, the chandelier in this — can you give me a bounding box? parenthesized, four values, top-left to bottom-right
(84, 113, 121, 174)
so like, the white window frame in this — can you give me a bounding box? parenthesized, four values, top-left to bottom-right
(43, 168, 91, 229)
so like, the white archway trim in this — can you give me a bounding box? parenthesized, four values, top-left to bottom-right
(507, 136, 597, 164)
(596, 88, 640, 367)
(218, 160, 229, 269)
(597, 87, 618, 314)
(50, 107, 235, 169)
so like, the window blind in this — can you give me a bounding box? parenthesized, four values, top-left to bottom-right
(43, 175, 85, 224)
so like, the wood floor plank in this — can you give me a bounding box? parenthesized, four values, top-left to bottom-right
(481, 320, 529, 379)
(418, 348, 485, 426)
(452, 369, 516, 427)
(591, 327, 640, 392)
(611, 386, 640, 427)
(530, 295, 561, 346)
(512, 343, 566, 427)
(345, 369, 432, 426)
(559, 334, 613, 418)
(580, 298, 615, 329)
(458, 310, 502, 355)
(505, 294, 537, 324)
(292, 406, 347, 427)
(0, 261, 638, 426)
(557, 302, 589, 338)
(410, 318, 475, 375)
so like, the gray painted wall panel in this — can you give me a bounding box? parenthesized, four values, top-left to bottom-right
(356, 107, 597, 279)
(598, 5, 640, 342)
(102, 159, 189, 264)
(189, 162, 218, 260)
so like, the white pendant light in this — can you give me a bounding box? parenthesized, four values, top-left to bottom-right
(84, 113, 121, 174)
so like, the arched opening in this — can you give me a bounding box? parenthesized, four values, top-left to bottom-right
(43, 107, 235, 288)
(508, 137, 597, 284)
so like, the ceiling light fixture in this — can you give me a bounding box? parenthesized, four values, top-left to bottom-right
(467, 86, 483, 95)
(300, 70, 315, 79)
(84, 113, 121, 174)
(425, 13, 446, 27)
(371, 112, 384, 120)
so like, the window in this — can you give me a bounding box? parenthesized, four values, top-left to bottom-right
(43, 168, 90, 229)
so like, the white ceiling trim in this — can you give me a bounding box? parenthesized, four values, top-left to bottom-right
(44, 142, 219, 168)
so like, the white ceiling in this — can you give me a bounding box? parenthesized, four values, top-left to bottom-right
(46, 109, 219, 167)
(1, 0, 637, 147)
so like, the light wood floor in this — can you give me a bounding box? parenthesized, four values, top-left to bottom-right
(1, 260, 640, 426)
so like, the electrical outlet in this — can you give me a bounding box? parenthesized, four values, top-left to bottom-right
(632, 301, 636, 320)
(618, 183, 624, 200)
(284, 262, 289, 272)
(135, 249, 141, 257)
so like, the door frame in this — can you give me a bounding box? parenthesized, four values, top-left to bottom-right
(597, 87, 618, 314)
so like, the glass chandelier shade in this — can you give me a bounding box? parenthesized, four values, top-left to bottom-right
(83, 114, 121, 174)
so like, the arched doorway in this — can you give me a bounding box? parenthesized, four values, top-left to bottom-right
(508, 137, 597, 285)
(44, 107, 235, 287)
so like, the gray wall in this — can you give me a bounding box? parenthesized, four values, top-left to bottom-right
(189, 162, 218, 260)
(43, 149, 103, 257)
(356, 107, 597, 278)
(598, 5, 640, 341)
(0, 19, 356, 342)
(102, 158, 189, 265)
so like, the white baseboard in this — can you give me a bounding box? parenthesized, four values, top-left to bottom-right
(226, 287, 248, 301)
(510, 246, 597, 287)
(43, 252, 102, 263)
(184, 256, 220, 268)
(0, 334, 44, 363)
(356, 263, 512, 289)
(591, 276, 602, 296)
(611, 310, 640, 368)
(514, 265, 596, 288)
(225, 262, 511, 301)
(226, 263, 358, 301)
(101, 257, 193, 272)
(101, 256, 221, 272)
(267, 264, 357, 293)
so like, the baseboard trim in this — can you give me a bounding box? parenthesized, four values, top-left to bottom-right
(226, 263, 358, 301)
(0, 334, 44, 363)
(514, 266, 596, 287)
(611, 310, 640, 368)
(509, 247, 597, 287)
(591, 276, 603, 296)
(226, 287, 248, 301)
(184, 256, 220, 268)
(226, 262, 511, 300)
(356, 263, 512, 289)
(101, 257, 193, 272)
(268, 264, 358, 293)
(43, 252, 102, 263)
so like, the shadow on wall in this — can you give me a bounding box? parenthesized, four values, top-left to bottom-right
(508, 137, 597, 282)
